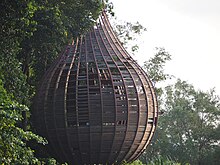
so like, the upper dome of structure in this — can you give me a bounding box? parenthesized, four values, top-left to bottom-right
(34, 11, 158, 164)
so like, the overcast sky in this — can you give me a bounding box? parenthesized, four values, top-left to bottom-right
(110, 0, 220, 94)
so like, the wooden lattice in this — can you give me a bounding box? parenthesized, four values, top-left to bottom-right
(34, 11, 158, 165)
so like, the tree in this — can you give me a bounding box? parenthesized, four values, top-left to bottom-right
(0, 80, 48, 164)
(142, 47, 173, 108)
(143, 47, 172, 85)
(0, 0, 37, 104)
(139, 48, 220, 165)
(114, 20, 147, 53)
(111, 17, 147, 54)
(141, 79, 220, 165)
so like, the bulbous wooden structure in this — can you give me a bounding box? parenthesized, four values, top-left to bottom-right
(34, 12, 158, 165)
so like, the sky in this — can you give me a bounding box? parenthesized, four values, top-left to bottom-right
(110, 0, 220, 94)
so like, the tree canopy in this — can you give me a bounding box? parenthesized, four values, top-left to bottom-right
(0, 80, 48, 164)
(140, 49, 220, 165)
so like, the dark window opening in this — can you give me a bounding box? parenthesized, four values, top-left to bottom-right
(117, 120, 127, 125)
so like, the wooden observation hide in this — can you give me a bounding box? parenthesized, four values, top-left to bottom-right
(34, 11, 158, 164)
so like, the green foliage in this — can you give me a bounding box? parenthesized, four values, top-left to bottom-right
(0, 0, 37, 104)
(116, 21, 147, 44)
(141, 79, 220, 165)
(124, 158, 181, 165)
(0, 80, 47, 164)
(145, 156, 182, 165)
(125, 160, 145, 165)
(140, 49, 220, 165)
(0, 56, 29, 104)
(143, 47, 172, 107)
(167, 81, 219, 164)
(143, 47, 172, 84)
(113, 18, 147, 54)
